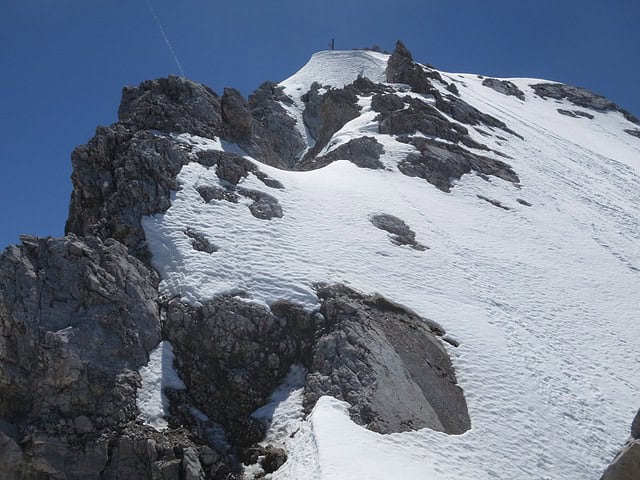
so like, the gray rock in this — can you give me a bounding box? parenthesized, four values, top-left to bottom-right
(632, 409, 640, 439)
(477, 195, 510, 210)
(433, 91, 523, 139)
(371, 93, 406, 114)
(301, 82, 325, 142)
(531, 83, 639, 124)
(301, 85, 362, 162)
(377, 96, 485, 150)
(482, 78, 525, 101)
(221, 87, 252, 143)
(163, 296, 315, 449)
(246, 82, 306, 169)
(0, 235, 160, 424)
(557, 108, 594, 119)
(185, 228, 218, 253)
(237, 188, 283, 220)
(66, 126, 192, 259)
(601, 440, 640, 480)
(261, 446, 287, 474)
(386, 41, 434, 94)
(624, 129, 640, 139)
(195, 185, 239, 204)
(118, 75, 223, 138)
(305, 285, 470, 435)
(396, 136, 519, 192)
(370, 214, 427, 250)
(516, 198, 532, 207)
(301, 137, 385, 170)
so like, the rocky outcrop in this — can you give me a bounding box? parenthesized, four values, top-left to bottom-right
(601, 410, 640, 480)
(370, 214, 427, 250)
(624, 128, 640, 139)
(300, 137, 385, 170)
(66, 126, 192, 260)
(397, 135, 519, 192)
(245, 82, 306, 169)
(557, 108, 594, 119)
(0, 235, 228, 478)
(302, 85, 362, 161)
(531, 83, 639, 124)
(482, 78, 525, 100)
(163, 297, 316, 449)
(118, 76, 223, 139)
(386, 40, 434, 93)
(221, 87, 253, 144)
(304, 285, 470, 435)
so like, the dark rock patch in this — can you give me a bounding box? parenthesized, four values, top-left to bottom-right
(477, 195, 510, 210)
(163, 297, 315, 450)
(300, 137, 385, 170)
(261, 446, 288, 474)
(301, 82, 324, 142)
(301, 85, 362, 162)
(531, 83, 639, 125)
(624, 129, 640, 139)
(0, 236, 233, 479)
(371, 92, 406, 114)
(601, 410, 640, 480)
(446, 83, 460, 96)
(482, 78, 525, 101)
(245, 81, 306, 169)
(185, 228, 218, 253)
(516, 198, 532, 207)
(386, 41, 434, 94)
(433, 91, 523, 139)
(237, 188, 283, 220)
(557, 108, 594, 119)
(397, 136, 519, 192)
(196, 185, 239, 204)
(370, 214, 427, 250)
(118, 75, 223, 139)
(378, 96, 487, 150)
(66, 127, 192, 260)
(305, 285, 470, 435)
(195, 149, 283, 190)
(221, 87, 253, 144)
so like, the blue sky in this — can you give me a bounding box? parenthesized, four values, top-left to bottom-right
(1, 0, 639, 250)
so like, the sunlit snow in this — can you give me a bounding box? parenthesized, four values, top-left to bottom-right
(142, 50, 640, 479)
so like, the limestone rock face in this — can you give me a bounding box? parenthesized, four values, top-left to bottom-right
(601, 410, 640, 480)
(118, 75, 223, 138)
(531, 82, 639, 124)
(304, 285, 470, 435)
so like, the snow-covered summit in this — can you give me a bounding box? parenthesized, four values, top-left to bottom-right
(3, 41, 639, 480)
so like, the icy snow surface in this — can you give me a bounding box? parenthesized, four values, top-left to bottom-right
(136, 340, 186, 430)
(142, 51, 640, 478)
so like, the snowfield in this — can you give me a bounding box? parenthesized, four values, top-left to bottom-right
(142, 51, 640, 479)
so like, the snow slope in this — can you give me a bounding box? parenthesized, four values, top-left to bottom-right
(142, 50, 640, 479)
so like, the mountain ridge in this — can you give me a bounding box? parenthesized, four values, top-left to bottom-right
(1, 41, 638, 479)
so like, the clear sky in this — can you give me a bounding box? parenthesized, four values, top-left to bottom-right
(1, 0, 639, 250)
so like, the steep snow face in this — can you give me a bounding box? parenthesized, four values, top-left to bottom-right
(142, 51, 640, 479)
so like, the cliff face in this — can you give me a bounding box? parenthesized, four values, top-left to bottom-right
(1, 42, 639, 479)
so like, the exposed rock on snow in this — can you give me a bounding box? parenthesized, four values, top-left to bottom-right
(602, 410, 640, 480)
(119, 75, 223, 138)
(557, 108, 595, 119)
(481, 77, 526, 100)
(66, 126, 192, 259)
(624, 128, 640, 139)
(386, 40, 434, 93)
(531, 82, 639, 124)
(397, 135, 519, 192)
(301, 136, 385, 170)
(305, 285, 469, 435)
(370, 213, 427, 250)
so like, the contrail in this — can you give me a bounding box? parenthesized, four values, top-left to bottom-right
(145, 0, 186, 78)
